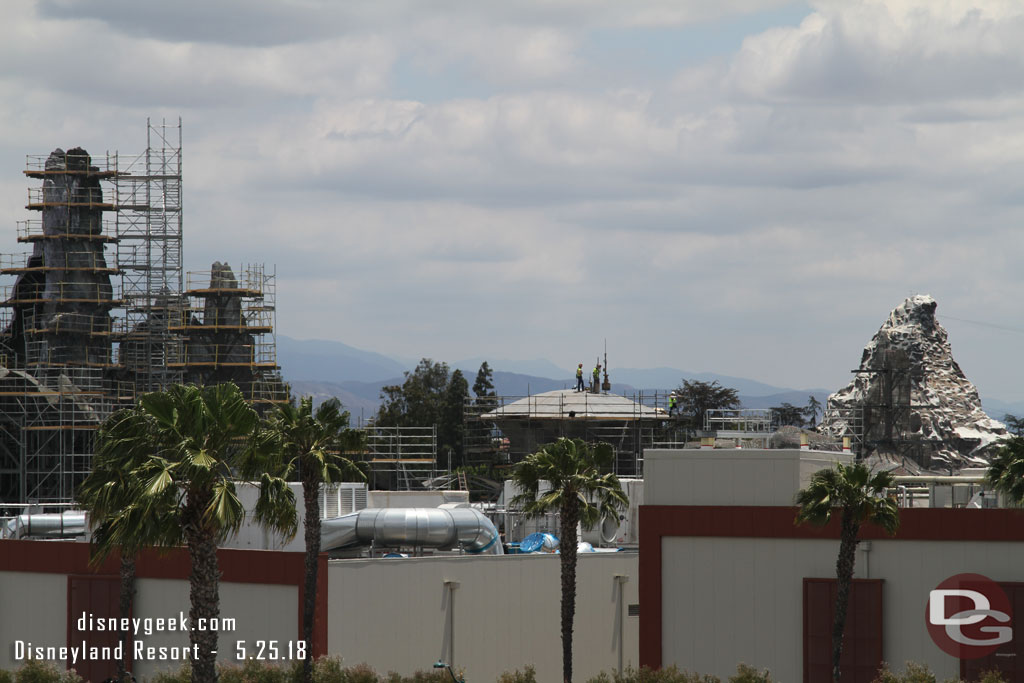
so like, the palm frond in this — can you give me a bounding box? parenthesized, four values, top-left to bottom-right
(795, 462, 900, 536)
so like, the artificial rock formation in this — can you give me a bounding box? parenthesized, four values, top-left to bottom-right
(818, 295, 1005, 469)
(6, 148, 115, 368)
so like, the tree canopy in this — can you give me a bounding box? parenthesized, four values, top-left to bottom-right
(674, 379, 740, 431)
(772, 402, 806, 428)
(473, 361, 495, 401)
(1003, 414, 1024, 437)
(986, 436, 1024, 502)
(377, 358, 470, 466)
(806, 395, 823, 427)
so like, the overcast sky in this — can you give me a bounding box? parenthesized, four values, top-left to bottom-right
(3, 0, 1024, 399)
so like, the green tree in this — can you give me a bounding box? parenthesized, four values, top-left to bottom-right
(772, 402, 806, 428)
(257, 396, 365, 683)
(795, 462, 899, 683)
(377, 359, 469, 467)
(511, 438, 628, 683)
(806, 395, 823, 428)
(78, 383, 298, 683)
(473, 361, 496, 402)
(1002, 414, 1024, 438)
(377, 358, 451, 427)
(439, 369, 469, 462)
(674, 380, 740, 434)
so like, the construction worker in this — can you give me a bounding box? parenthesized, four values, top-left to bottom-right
(575, 363, 585, 392)
(668, 392, 678, 416)
(592, 364, 601, 393)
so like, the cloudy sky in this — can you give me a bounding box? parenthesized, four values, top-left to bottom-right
(3, 0, 1024, 399)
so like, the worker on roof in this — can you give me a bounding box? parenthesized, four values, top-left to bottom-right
(575, 363, 585, 392)
(668, 392, 678, 416)
(592, 364, 601, 393)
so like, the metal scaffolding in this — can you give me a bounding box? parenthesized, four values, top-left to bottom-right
(364, 425, 437, 490)
(0, 120, 287, 504)
(114, 118, 184, 394)
(176, 263, 287, 406)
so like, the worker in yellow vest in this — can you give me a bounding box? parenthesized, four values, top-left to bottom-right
(575, 363, 585, 392)
(592, 364, 601, 393)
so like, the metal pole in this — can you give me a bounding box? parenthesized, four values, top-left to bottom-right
(445, 580, 460, 667)
(614, 575, 628, 675)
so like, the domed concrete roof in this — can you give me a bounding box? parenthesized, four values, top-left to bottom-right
(481, 389, 666, 421)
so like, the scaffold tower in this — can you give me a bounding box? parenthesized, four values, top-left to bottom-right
(114, 118, 184, 394)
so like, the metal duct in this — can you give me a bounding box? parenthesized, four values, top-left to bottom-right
(4, 511, 86, 539)
(321, 507, 503, 555)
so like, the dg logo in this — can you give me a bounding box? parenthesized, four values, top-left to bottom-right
(926, 573, 1013, 659)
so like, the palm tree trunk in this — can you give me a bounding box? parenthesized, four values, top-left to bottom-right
(832, 511, 860, 683)
(560, 499, 580, 683)
(118, 553, 136, 683)
(184, 497, 221, 683)
(302, 473, 321, 683)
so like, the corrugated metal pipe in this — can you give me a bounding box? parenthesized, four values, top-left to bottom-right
(321, 507, 503, 555)
(4, 511, 86, 539)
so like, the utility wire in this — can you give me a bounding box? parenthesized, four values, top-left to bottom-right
(940, 314, 1024, 336)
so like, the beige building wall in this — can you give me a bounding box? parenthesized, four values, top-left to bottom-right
(131, 578, 299, 680)
(328, 552, 639, 681)
(0, 571, 298, 679)
(661, 535, 1024, 682)
(0, 572, 67, 671)
(645, 449, 850, 507)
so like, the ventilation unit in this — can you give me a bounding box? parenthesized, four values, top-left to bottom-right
(320, 482, 368, 519)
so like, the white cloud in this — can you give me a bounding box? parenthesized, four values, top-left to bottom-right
(3, 0, 1024, 399)
(728, 0, 1024, 102)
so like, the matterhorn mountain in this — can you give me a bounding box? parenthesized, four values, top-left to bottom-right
(818, 295, 1006, 470)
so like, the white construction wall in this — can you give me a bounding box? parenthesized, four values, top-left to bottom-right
(327, 552, 639, 681)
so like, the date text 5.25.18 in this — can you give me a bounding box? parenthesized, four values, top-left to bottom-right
(235, 640, 307, 660)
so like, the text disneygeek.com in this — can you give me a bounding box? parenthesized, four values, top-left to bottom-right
(8, 611, 266, 666)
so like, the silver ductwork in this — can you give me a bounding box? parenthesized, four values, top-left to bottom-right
(3, 511, 86, 539)
(321, 506, 503, 555)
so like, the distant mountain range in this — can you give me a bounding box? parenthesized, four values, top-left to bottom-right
(279, 335, 1024, 421)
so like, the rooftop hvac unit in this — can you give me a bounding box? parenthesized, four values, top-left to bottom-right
(320, 482, 368, 519)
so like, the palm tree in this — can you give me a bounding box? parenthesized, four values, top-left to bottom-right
(986, 436, 1024, 504)
(78, 407, 149, 683)
(258, 396, 365, 683)
(79, 383, 298, 683)
(795, 462, 898, 683)
(511, 438, 628, 683)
